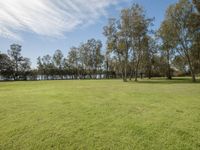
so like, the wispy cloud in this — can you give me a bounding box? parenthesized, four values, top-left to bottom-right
(0, 0, 122, 40)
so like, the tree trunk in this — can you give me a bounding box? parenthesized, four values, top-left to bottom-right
(148, 68, 151, 79)
(130, 58, 135, 80)
(134, 55, 140, 82)
(191, 70, 196, 82)
(123, 62, 127, 82)
(188, 60, 196, 82)
(167, 50, 172, 80)
(186, 51, 196, 82)
(147, 56, 152, 79)
(181, 43, 196, 82)
(129, 70, 133, 80)
(135, 61, 139, 82)
(134, 38, 142, 82)
(123, 40, 129, 82)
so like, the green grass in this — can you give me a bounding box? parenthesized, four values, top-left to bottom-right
(0, 78, 200, 150)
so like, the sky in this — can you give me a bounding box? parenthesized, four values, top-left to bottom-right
(0, 0, 178, 68)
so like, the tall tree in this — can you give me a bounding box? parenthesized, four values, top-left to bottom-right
(19, 57, 31, 80)
(7, 44, 31, 80)
(129, 4, 153, 81)
(8, 44, 23, 80)
(67, 47, 80, 79)
(118, 8, 131, 82)
(38, 55, 54, 79)
(166, 0, 198, 82)
(53, 49, 64, 79)
(86, 39, 104, 78)
(158, 18, 177, 79)
(53, 49, 64, 69)
(0, 53, 14, 79)
(190, 0, 200, 74)
(104, 4, 153, 82)
(141, 35, 158, 79)
(104, 18, 124, 80)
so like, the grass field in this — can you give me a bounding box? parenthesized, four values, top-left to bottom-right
(0, 78, 200, 150)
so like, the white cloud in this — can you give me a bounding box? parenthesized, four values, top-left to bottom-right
(0, 0, 122, 40)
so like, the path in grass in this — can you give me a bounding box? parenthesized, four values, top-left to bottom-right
(0, 79, 200, 150)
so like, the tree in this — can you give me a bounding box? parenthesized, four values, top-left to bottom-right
(7, 44, 31, 80)
(129, 4, 153, 81)
(158, 18, 177, 79)
(0, 53, 14, 79)
(37, 55, 54, 79)
(103, 18, 125, 80)
(53, 49, 64, 79)
(173, 55, 188, 75)
(67, 47, 80, 79)
(77, 39, 104, 79)
(85, 39, 104, 78)
(37, 56, 44, 75)
(53, 49, 64, 69)
(141, 35, 158, 79)
(93, 40, 104, 78)
(190, 0, 200, 74)
(165, 0, 198, 82)
(103, 4, 153, 82)
(118, 8, 131, 82)
(190, 0, 200, 30)
(19, 57, 31, 80)
(8, 44, 23, 80)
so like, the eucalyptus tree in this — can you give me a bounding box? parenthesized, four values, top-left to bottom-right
(191, 0, 200, 29)
(104, 51, 112, 78)
(104, 4, 153, 82)
(93, 40, 104, 77)
(37, 55, 54, 79)
(104, 17, 132, 81)
(141, 35, 158, 79)
(165, 0, 198, 82)
(53, 49, 64, 69)
(87, 39, 104, 78)
(53, 49, 64, 78)
(8, 44, 23, 80)
(190, 0, 200, 73)
(129, 4, 153, 81)
(0, 53, 14, 79)
(79, 43, 88, 77)
(67, 47, 80, 79)
(7, 44, 31, 80)
(103, 18, 125, 80)
(173, 55, 188, 74)
(118, 8, 132, 82)
(19, 57, 31, 80)
(37, 56, 44, 75)
(158, 18, 177, 79)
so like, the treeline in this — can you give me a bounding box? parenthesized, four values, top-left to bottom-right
(0, 0, 200, 82)
(36, 39, 106, 80)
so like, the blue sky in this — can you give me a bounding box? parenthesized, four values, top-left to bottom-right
(0, 0, 177, 68)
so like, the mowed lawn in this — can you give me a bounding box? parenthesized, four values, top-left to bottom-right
(0, 79, 200, 150)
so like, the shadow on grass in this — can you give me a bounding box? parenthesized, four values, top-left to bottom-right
(128, 77, 200, 84)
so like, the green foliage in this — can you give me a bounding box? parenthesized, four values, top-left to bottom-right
(159, 0, 200, 82)
(0, 44, 31, 80)
(0, 53, 14, 78)
(103, 3, 154, 82)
